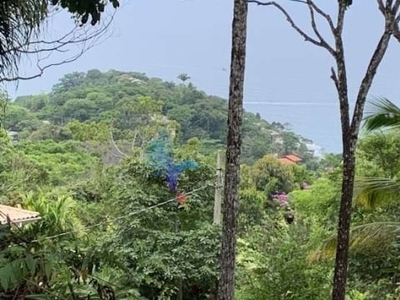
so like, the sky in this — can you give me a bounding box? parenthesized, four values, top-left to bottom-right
(8, 0, 400, 154)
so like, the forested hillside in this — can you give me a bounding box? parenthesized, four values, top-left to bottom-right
(1, 70, 400, 299)
(6, 69, 317, 165)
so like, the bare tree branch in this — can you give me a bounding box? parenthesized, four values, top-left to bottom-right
(0, 9, 115, 84)
(392, 0, 400, 41)
(131, 130, 139, 152)
(330, 67, 339, 89)
(248, 0, 336, 54)
(0, 49, 85, 82)
(351, 31, 392, 134)
(336, 3, 347, 34)
(392, 0, 400, 14)
(306, 0, 335, 55)
(394, 22, 400, 41)
(378, 0, 386, 14)
(349, 1, 399, 135)
(109, 123, 128, 159)
(307, 1, 335, 32)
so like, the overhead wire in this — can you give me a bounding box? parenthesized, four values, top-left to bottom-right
(0, 185, 210, 299)
(32, 184, 212, 242)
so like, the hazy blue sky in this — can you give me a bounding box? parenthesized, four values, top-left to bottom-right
(9, 0, 400, 153)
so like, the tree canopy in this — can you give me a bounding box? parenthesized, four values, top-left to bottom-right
(10, 69, 317, 164)
(1, 71, 400, 299)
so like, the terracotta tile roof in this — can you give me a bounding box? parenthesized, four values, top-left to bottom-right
(0, 205, 41, 225)
(284, 154, 302, 162)
(278, 157, 297, 164)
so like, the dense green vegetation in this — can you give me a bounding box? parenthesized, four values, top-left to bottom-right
(6, 69, 316, 165)
(1, 70, 400, 299)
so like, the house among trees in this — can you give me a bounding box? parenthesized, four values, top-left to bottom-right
(0, 205, 41, 227)
(278, 153, 303, 165)
(268, 130, 283, 145)
(7, 131, 19, 143)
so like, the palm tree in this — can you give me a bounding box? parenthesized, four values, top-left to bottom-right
(360, 97, 400, 210)
(0, 0, 120, 80)
(0, 190, 86, 297)
(312, 97, 400, 260)
(177, 73, 191, 82)
(0, 0, 48, 78)
(363, 97, 400, 132)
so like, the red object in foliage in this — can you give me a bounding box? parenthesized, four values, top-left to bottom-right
(176, 193, 187, 206)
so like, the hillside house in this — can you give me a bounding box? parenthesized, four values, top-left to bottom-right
(7, 130, 19, 143)
(269, 130, 283, 145)
(278, 154, 303, 165)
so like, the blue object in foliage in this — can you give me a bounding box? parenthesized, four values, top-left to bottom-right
(145, 130, 198, 191)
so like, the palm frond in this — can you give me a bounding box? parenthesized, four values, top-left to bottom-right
(363, 97, 400, 132)
(354, 177, 400, 209)
(21, 191, 85, 238)
(0, 0, 48, 77)
(309, 222, 400, 262)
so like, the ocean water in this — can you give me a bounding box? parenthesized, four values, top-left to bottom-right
(245, 102, 343, 154)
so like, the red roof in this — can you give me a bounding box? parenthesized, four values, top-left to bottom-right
(278, 157, 297, 164)
(284, 154, 302, 162)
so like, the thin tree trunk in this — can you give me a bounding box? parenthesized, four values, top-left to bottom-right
(245, 1, 399, 299)
(331, 139, 356, 300)
(217, 0, 248, 299)
(331, 26, 393, 300)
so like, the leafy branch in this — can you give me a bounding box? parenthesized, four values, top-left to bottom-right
(0, 7, 116, 83)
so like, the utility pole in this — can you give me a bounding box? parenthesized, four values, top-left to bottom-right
(174, 217, 183, 300)
(213, 150, 223, 225)
(210, 150, 224, 300)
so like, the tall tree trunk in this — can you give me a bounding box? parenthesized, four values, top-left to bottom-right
(331, 25, 393, 300)
(245, 1, 398, 299)
(217, 0, 248, 299)
(331, 138, 356, 300)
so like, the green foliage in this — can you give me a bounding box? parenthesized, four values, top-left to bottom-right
(0, 132, 49, 199)
(238, 187, 267, 232)
(0, 70, 342, 299)
(241, 154, 296, 194)
(0, 0, 47, 77)
(8, 70, 400, 299)
(363, 97, 400, 132)
(236, 224, 332, 300)
(67, 120, 110, 142)
(97, 141, 220, 299)
(357, 131, 400, 178)
(11, 69, 316, 164)
(290, 178, 340, 231)
(354, 177, 400, 209)
(50, 0, 120, 25)
(21, 190, 85, 237)
(15, 140, 100, 185)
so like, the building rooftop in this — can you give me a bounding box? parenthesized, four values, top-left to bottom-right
(278, 157, 297, 164)
(284, 154, 302, 162)
(278, 153, 303, 164)
(0, 205, 41, 226)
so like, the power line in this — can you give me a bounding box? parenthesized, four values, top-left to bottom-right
(0, 185, 213, 300)
(32, 184, 212, 242)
